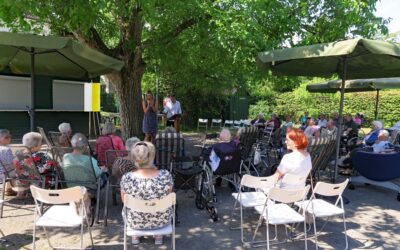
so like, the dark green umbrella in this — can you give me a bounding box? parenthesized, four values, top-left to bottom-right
(0, 32, 124, 131)
(257, 38, 400, 181)
(307, 78, 400, 119)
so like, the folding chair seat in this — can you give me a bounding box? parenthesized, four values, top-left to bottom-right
(224, 120, 233, 127)
(123, 193, 176, 250)
(30, 185, 94, 250)
(294, 179, 349, 249)
(231, 174, 278, 244)
(197, 118, 208, 131)
(252, 185, 314, 249)
(211, 119, 222, 128)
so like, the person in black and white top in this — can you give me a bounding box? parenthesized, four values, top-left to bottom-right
(163, 94, 182, 133)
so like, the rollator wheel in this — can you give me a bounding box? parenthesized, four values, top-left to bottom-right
(210, 207, 218, 222)
(195, 193, 205, 210)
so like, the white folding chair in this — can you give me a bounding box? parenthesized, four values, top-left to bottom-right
(295, 179, 349, 249)
(30, 185, 93, 250)
(252, 185, 313, 249)
(123, 193, 176, 250)
(224, 120, 233, 127)
(197, 118, 208, 131)
(211, 119, 222, 128)
(233, 120, 242, 128)
(231, 174, 278, 244)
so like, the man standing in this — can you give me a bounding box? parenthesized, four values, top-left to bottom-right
(164, 94, 182, 132)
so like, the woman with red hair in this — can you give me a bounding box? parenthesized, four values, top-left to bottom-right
(275, 128, 312, 189)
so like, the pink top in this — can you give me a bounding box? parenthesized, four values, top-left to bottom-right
(353, 118, 362, 125)
(95, 135, 125, 166)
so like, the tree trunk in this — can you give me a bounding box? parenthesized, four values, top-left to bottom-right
(109, 57, 145, 140)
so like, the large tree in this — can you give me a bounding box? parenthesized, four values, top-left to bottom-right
(0, 0, 388, 137)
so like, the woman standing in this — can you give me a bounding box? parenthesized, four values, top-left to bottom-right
(142, 90, 158, 143)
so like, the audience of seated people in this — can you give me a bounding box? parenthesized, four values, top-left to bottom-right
(13, 132, 58, 198)
(96, 121, 125, 166)
(0, 129, 16, 196)
(274, 128, 311, 189)
(58, 122, 72, 147)
(120, 141, 173, 245)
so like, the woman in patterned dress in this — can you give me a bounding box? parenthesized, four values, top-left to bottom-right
(120, 141, 173, 245)
(142, 90, 158, 143)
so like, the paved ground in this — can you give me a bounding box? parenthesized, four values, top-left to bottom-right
(1, 134, 400, 249)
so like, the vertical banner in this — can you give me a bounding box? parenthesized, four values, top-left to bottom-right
(84, 83, 101, 112)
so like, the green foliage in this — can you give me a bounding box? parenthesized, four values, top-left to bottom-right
(101, 92, 118, 113)
(250, 82, 400, 126)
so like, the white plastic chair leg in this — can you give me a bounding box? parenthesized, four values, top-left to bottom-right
(343, 212, 349, 250)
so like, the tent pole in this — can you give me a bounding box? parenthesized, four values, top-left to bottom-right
(333, 57, 347, 183)
(374, 90, 379, 120)
(30, 47, 35, 132)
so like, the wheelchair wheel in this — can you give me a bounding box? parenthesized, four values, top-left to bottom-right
(207, 206, 218, 222)
(195, 192, 205, 210)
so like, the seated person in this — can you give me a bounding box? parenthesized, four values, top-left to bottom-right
(353, 113, 362, 126)
(318, 114, 328, 128)
(304, 118, 321, 137)
(251, 113, 266, 129)
(299, 111, 309, 126)
(96, 121, 125, 166)
(321, 119, 338, 138)
(373, 130, 392, 153)
(112, 137, 140, 181)
(63, 133, 106, 189)
(343, 114, 359, 139)
(274, 128, 312, 189)
(58, 122, 72, 147)
(266, 113, 281, 131)
(209, 129, 238, 172)
(13, 132, 58, 198)
(0, 129, 16, 195)
(120, 141, 173, 245)
(281, 115, 294, 130)
(361, 121, 382, 146)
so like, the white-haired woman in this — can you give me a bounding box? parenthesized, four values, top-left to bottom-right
(13, 132, 58, 198)
(362, 121, 383, 146)
(95, 121, 125, 166)
(112, 137, 140, 182)
(58, 122, 72, 147)
(120, 142, 173, 245)
(373, 130, 392, 153)
(0, 129, 16, 196)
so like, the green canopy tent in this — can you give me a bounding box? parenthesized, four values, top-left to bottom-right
(307, 78, 400, 119)
(257, 38, 400, 181)
(0, 32, 124, 131)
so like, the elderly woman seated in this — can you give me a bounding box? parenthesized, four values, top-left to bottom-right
(209, 129, 238, 172)
(120, 141, 173, 245)
(13, 132, 58, 198)
(58, 122, 72, 147)
(251, 113, 266, 129)
(112, 137, 140, 181)
(0, 129, 16, 196)
(360, 121, 383, 146)
(373, 130, 392, 153)
(96, 121, 125, 166)
(63, 133, 106, 189)
(304, 118, 320, 138)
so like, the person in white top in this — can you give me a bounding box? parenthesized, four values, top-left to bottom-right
(373, 130, 391, 153)
(163, 94, 182, 132)
(275, 128, 312, 189)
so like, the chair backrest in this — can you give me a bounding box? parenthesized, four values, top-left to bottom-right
(48, 131, 68, 147)
(268, 185, 310, 204)
(352, 150, 400, 181)
(105, 150, 129, 170)
(51, 146, 74, 164)
(61, 163, 97, 189)
(212, 119, 222, 124)
(239, 126, 258, 159)
(313, 179, 349, 197)
(224, 120, 233, 126)
(280, 173, 308, 189)
(37, 126, 54, 147)
(124, 192, 176, 213)
(30, 185, 82, 204)
(198, 118, 208, 123)
(240, 174, 278, 190)
(234, 120, 242, 126)
(155, 132, 185, 169)
(213, 148, 242, 176)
